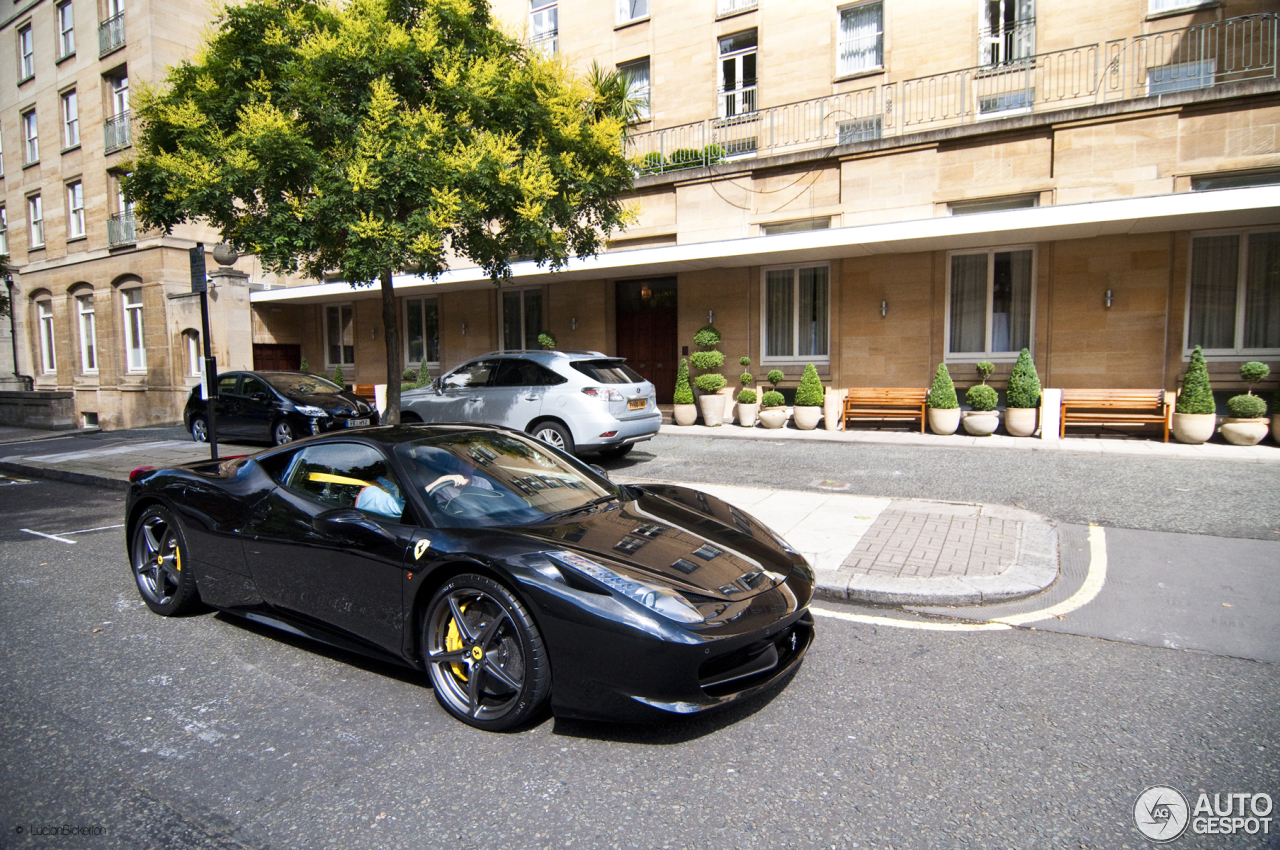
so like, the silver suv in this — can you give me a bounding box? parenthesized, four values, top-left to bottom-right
(400, 351, 661, 458)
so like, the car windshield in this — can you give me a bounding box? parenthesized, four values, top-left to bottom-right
(395, 432, 615, 529)
(570, 359, 644, 384)
(263, 373, 344, 396)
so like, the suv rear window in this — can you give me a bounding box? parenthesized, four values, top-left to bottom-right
(571, 359, 643, 384)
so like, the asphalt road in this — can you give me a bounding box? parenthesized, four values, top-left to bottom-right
(2, 476, 1276, 849)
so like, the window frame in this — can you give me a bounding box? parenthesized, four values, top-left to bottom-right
(184, 330, 203, 377)
(56, 1, 75, 59)
(944, 245, 1038, 362)
(77, 293, 98, 374)
(718, 29, 758, 119)
(18, 24, 35, 81)
(836, 0, 884, 78)
(1183, 226, 1280, 358)
(28, 194, 44, 248)
(66, 180, 85, 239)
(61, 89, 79, 149)
(529, 0, 558, 55)
(500, 287, 545, 353)
(121, 285, 146, 373)
(616, 0, 648, 26)
(617, 57, 651, 121)
(323, 302, 356, 367)
(0, 207, 7, 256)
(759, 261, 832, 365)
(110, 72, 129, 116)
(22, 110, 38, 164)
(402, 295, 440, 369)
(37, 299, 56, 374)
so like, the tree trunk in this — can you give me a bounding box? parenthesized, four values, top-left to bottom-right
(380, 267, 401, 426)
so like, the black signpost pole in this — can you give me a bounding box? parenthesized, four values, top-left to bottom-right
(191, 244, 219, 461)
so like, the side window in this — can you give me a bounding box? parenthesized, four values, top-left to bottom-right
(283, 443, 407, 520)
(217, 374, 240, 396)
(241, 376, 269, 399)
(443, 360, 495, 390)
(492, 359, 562, 387)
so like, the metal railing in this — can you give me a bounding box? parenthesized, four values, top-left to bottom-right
(626, 12, 1277, 175)
(104, 112, 131, 153)
(107, 213, 136, 247)
(716, 0, 757, 18)
(98, 13, 124, 56)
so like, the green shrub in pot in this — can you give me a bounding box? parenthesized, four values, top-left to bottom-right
(1222, 361, 1271, 446)
(1172, 345, 1216, 444)
(966, 384, 998, 412)
(926, 363, 960, 434)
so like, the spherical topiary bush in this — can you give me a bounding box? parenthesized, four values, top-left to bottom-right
(689, 350, 725, 371)
(1177, 346, 1215, 414)
(403, 368, 417, 382)
(737, 389, 757, 404)
(693, 324, 722, 348)
(794, 364, 824, 407)
(975, 361, 995, 385)
(1227, 394, 1266, 418)
(966, 384, 998, 412)
(766, 369, 784, 388)
(927, 364, 958, 409)
(537, 331, 557, 349)
(761, 390, 785, 408)
(673, 358, 694, 405)
(694, 372, 728, 393)
(1006, 348, 1041, 409)
(1241, 361, 1270, 387)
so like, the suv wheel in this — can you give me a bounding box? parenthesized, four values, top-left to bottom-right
(530, 421, 575, 455)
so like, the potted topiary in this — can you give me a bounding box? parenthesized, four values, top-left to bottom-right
(1172, 345, 1216, 445)
(538, 331, 557, 350)
(1272, 382, 1280, 445)
(758, 370, 788, 429)
(672, 358, 697, 426)
(1004, 348, 1041, 437)
(962, 361, 1000, 436)
(926, 363, 960, 435)
(333, 363, 345, 389)
(1221, 362, 1270, 446)
(736, 357, 757, 427)
(793, 364, 824, 430)
(300, 355, 310, 375)
(691, 324, 728, 426)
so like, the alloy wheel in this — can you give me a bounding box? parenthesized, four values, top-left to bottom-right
(132, 514, 181, 607)
(424, 586, 531, 726)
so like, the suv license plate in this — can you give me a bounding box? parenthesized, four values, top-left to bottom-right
(627, 399, 646, 411)
(347, 418, 370, 427)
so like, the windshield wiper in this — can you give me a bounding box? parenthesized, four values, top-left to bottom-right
(540, 494, 616, 524)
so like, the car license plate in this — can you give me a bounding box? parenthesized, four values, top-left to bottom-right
(347, 418, 370, 427)
(627, 399, 646, 411)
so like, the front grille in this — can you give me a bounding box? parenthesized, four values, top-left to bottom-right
(698, 616, 811, 697)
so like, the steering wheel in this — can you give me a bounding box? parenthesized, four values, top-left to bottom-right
(439, 485, 519, 517)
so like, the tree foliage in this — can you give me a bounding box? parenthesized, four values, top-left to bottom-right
(1006, 348, 1041, 409)
(794, 364, 824, 407)
(927, 363, 958, 409)
(673, 358, 693, 405)
(1177, 346, 1215, 414)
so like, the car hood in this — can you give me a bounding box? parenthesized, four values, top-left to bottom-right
(513, 484, 799, 601)
(288, 393, 370, 415)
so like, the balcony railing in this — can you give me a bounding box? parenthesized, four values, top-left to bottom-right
(627, 13, 1276, 175)
(717, 0, 757, 18)
(104, 112, 131, 153)
(98, 13, 124, 56)
(107, 213, 136, 247)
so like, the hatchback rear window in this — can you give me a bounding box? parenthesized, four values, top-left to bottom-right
(571, 359, 643, 383)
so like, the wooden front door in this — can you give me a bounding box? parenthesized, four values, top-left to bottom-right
(252, 344, 301, 371)
(615, 278, 678, 403)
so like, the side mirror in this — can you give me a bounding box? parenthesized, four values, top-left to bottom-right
(433, 377, 443, 395)
(313, 508, 393, 541)
(252, 392, 269, 402)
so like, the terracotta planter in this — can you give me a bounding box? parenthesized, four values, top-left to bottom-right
(1221, 417, 1269, 447)
(962, 410, 1000, 436)
(672, 403, 697, 426)
(1171, 411, 1216, 445)
(793, 406, 822, 430)
(927, 407, 961, 436)
(736, 402, 758, 427)
(1004, 407, 1037, 437)
(758, 407, 789, 429)
(697, 393, 724, 426)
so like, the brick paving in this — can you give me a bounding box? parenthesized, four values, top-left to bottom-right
(841, 509, 1022, 579)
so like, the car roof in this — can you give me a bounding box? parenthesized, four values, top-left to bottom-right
(476, 350, 611, 360)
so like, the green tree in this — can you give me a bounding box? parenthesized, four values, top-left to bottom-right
(1177, 346, 1215, 414)
(128, 0, 634, 424)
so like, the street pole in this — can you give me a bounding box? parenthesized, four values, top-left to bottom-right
(190, 244, 219, 461)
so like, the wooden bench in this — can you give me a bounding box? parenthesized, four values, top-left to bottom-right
(843, 388, 928, 433)
(1059, 389, 1171, 441)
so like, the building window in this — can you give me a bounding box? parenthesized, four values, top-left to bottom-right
(530, 0, 557, 55)
(1147, 59, 1214, 95)
(1186, 229, 1280, 355)
(1149, 0, 1207, 14)
(324, 303, 355, 366)
(762, 217, 830, 235)
(502, 289, 543, 352)
(61, 90, 79, 148)
(404, 296, 439, 367)
(18, 24, 35, 80)
(838, 2, 883, 76)
(57, 2, 75, 59)
(100, 0, 125, 55)
(37, 300, 56, 374)
(77, 294, 98, 373)
(184, 330, 203, 376)
(105, 71, 130, 152)
(28, 195, 44, 248)
(1193, 171, 1280, 192)
(0, 125, 4, 176)
(762, 264, 829, 362)
(67, 181, 85, 239)
(123, 287, 146, 372)
(980, 0, 1035, 67)
(837, 116, 882, 144)
(108, 171, 136, 246)
(22, 111, 38, 164)
(719, 30, 757, 118)
(947, 248, 1035, 358)
(949, 195, 1038, 215)
(0, 207, 7, 256)
(618, 58, 651, 121)
(616, 0, 647, 24)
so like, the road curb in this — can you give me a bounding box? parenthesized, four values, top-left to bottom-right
(0, 460, 130, 491)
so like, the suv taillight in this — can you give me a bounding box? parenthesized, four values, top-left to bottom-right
(582, 387, 625, 401)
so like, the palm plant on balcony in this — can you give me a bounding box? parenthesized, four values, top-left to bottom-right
(1004, 348, 1041, 437)
(1221, 362, 1271, 446)
(1172, 346, 1216, 445)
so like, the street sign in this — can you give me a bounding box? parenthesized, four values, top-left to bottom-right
(190, 245, 207, 293)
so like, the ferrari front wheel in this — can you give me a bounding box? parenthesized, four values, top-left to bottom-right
(130, 505, 200, 616)
(422, 574, 550, 731)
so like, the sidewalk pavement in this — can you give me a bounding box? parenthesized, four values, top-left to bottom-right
(0, 425, 1059, 607)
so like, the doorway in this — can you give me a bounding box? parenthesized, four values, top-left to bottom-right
(615, 278, 678, 403)
(252, 343, 301, 371)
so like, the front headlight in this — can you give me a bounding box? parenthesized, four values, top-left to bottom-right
(548, 550, 704, 625)
(295, 405, 327, 417)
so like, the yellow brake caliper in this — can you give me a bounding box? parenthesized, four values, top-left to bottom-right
(445, 602, 469, 682)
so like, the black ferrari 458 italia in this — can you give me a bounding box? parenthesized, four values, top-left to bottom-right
(125, 424, 814, 730)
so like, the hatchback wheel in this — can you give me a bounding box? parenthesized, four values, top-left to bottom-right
(190, 416, 208, 443)
(273, 419, 296, 446)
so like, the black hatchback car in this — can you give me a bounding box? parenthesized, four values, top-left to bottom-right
(184, 371, 379, 446)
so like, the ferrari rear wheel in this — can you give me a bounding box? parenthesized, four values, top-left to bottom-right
(422, 574, 550, 731)
(130, 505, 199, 616)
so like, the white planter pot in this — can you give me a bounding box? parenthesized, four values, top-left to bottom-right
(1171, 411, 1216, 445)
(1272, 413, 1280, 445)
(697, 393, 724, 426)
(927, 407, 961, 436)
(793, 406, 822, 430)
(962, 410, 1000, 436)
(758, 407, 789, 429)
(672, 403, 697, 426)
(1004, 407, 1038, 437)
(736, 402, 758, 427)
(1221, 417, 1269, 447)
(723, 390, 737, 420)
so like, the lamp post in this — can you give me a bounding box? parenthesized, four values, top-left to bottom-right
(190, 244, 220, 460)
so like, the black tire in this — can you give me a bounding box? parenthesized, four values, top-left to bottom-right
(130, 505, 200, 616)
(529, 420, 575, 455)
(597, 443, 634, 460)
(190, 416, 208, 443)
(400, 411, 422, 423)
(272, 418, 296, 446)
(422, 574, 550, 731)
